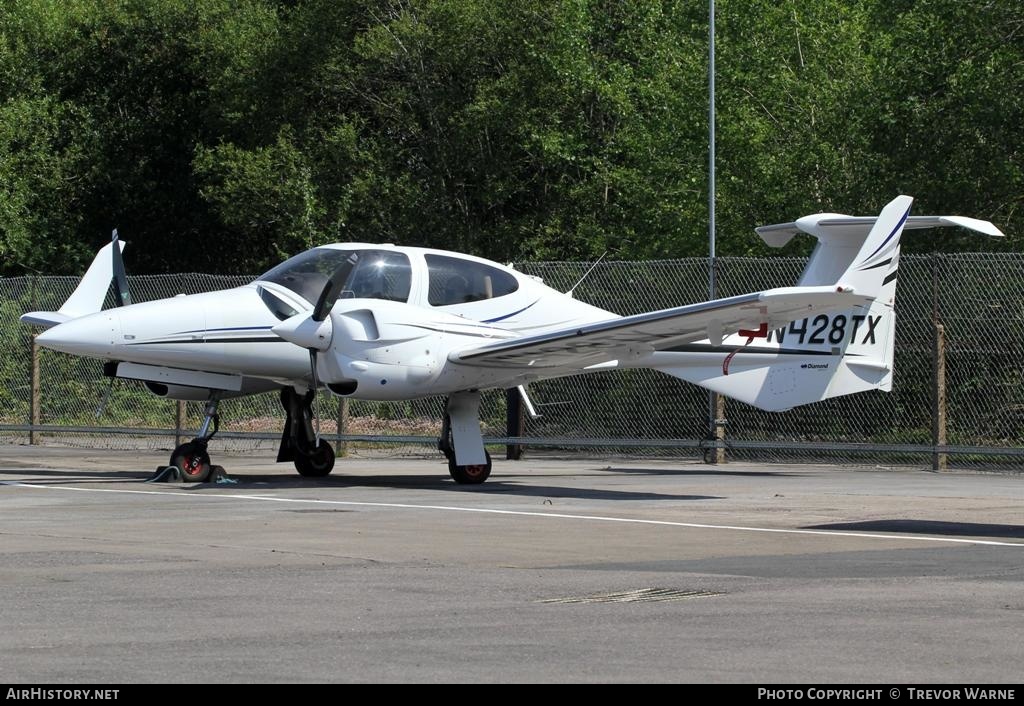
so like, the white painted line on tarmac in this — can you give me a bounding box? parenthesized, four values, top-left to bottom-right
(4, 480, 1023, 548)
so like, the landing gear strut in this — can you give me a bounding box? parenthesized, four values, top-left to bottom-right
(169, 395, 222, 482)
(277, 386, 336, 477)
(439, 391, 492, 484)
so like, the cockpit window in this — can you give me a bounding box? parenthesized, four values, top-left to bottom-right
(257, 286, 300, 321)
(343, 251, 412, 302)
(258, 248, 355, 305)
(256, 248, 411, 306)
(426, 254, 519, 306)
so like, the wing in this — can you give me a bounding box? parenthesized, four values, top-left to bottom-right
(451, 285, 870, 369)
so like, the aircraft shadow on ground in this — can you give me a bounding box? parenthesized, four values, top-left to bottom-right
(803, 519, 1024, 540)
(602, 467, 799, 478)
(0, 467, 719, 501)
(0, 468, 143, 482)
(200, 474, 721, 502)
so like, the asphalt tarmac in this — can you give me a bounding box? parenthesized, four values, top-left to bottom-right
(1, 444, 1022, 683)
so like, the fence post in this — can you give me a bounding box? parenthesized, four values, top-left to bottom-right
(335, 397, 349, 458)
(931, 255, 947, 471)
(506, 388, 524, 460)
(30, 333, 40, 445)
(174, 400, 186, 448)
(714, 394, 726, 464)
(932, 323, 947, 471)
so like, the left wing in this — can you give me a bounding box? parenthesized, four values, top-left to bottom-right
(451, 285, 869, 369)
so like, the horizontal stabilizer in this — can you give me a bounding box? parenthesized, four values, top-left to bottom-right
(19, 311, 71, 329)
(757, 213, 1004, 248)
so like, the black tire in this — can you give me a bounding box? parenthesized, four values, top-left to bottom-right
(448, 449, 492, 485)
(295, 440, 335, 477)
(170, 441, 211, 483)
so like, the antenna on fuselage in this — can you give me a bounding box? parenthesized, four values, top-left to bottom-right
(566, 251, 608, 298)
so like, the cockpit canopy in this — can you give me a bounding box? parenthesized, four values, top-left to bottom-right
(254, 246, 521, 318)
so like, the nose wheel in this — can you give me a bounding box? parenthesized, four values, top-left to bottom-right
(170, 439, 212, 482)
(166, 395, 221, 482)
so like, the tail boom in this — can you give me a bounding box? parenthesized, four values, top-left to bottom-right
(650, 297, 894, 411)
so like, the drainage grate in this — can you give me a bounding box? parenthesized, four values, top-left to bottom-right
(539, 588, 725, 604)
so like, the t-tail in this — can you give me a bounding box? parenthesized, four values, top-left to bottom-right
(21, 231, 129, 329)
(655, 195, 1003, 411)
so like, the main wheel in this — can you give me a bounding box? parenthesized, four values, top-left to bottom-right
(170, 441, 212, 483)
(448, 449, 492, 485)
(295, 440, 335, 477)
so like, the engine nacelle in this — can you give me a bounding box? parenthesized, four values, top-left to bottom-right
(143, 382, 218, 401)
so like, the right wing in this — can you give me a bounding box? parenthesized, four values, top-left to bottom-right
(451, 285, 870, 370)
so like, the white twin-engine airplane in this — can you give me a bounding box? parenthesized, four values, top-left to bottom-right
(21, 195, 1002, 483)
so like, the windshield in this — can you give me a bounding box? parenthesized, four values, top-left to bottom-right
(256, 248, 412, 305)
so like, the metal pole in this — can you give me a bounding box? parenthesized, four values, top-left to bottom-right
(706, 0, 720, 461)
(708, 0, 716, 298)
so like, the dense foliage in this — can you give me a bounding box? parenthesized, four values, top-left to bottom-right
(1, 0, 1020, 275)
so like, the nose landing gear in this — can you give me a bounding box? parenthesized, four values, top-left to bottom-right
(167, 395, 222, 483)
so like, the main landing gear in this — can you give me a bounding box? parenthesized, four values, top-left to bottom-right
(438, 391, 492, 485)
(277, 386, 336, 477)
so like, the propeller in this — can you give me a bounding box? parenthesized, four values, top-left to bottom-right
(271, 253, 361, 442)
(111, 229, 131, 307)
(312, 253, 358, 323)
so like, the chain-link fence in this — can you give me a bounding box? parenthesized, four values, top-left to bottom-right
(2, 254, 1022, 469)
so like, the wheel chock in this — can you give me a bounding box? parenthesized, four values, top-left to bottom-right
(145, 464, 234, 484)
(145, 465, 182, 483)
(210, 465, 236, 484)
